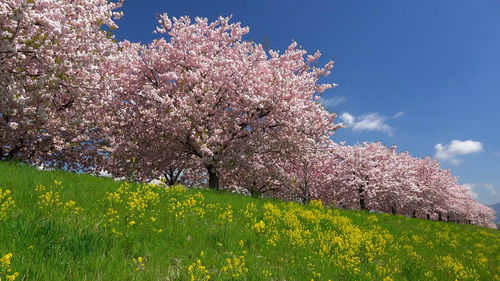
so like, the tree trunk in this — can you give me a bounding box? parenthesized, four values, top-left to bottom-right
(447, 215, 450, 222)
(412, 210, 417, 218)
(438, 212, 442, 221)
(426, 213, 430, 220)
(303, 176, 310, 204)
(164, 167, 183, 186)
(250, 189, 261, 198)
(358, 185, 366, 210)
(6, 144, 24, 161)
(250, 181, 262, 198)
(391, 205, 397, 215)
(205, 163, 219, 190)
(128, 156, 136, 182)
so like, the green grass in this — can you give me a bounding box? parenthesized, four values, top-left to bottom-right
(0, 161, 499, 281)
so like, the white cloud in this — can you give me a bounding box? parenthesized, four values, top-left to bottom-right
(485, 184, 497, 195)
(393, 111, 405, 119)
(354, 113, 392, 133)
(463, 183, 478, 199)
(320, 96, 346, 108)
(340, 112, 355, 126)
(435, 140, 483, 165)
(340, 112, 393, 136)
(462, 183, 500, 205)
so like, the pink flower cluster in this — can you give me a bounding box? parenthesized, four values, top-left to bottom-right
(0, 0, 122, 167)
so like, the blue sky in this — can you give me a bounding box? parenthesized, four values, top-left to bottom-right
(113, 0, 500, 205)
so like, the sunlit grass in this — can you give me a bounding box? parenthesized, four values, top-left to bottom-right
(0, 161, 499, 280)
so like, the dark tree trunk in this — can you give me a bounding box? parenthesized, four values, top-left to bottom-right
(303, 177, 310, 204)
(303, 187, 310, 204)
(164, 167, 183, 186)
(391, 205, 397, 215)
(426, 213, 430, 220)
(250, 188, 261, 198)
(412, 210, 417, 218)
(128, 156, 136, 182)
(358, 185, 366, 210)
(205, 163, 219, 190)
(6, 144, 24, 161)
(438, 212, 442, 221)
(447, 215, 450, 222)
(250, 181, 262, 198)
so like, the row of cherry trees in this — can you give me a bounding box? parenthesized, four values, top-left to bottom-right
(1, 0, 496, 228)
(289, 142, 497, 228)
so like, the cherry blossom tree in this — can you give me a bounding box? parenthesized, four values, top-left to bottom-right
(283, 140, 341, 204)
(324, 142, 394, 210)
(218, 136, 297, 197)
(0, 0, 123, 167)
(100, 14, 340, 189)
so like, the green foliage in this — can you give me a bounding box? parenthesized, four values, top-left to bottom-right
(0, 161, 499, 280)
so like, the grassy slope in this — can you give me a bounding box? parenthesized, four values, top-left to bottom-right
(0, 161, 499, 281)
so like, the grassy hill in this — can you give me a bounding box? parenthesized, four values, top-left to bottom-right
(0, 161, 499, 281)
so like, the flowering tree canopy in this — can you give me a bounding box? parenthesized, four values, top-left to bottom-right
(100, 14, 340, 189)
(0, 0, 123, 167)
(314, 142, 496, 228)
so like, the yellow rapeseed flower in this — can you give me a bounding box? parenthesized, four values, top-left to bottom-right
(186, 257, 210, 281)
(0, 188, 15, 221)
(133, 256, 145, 271)
(7, 272, 19, 281)
(1, 253, 19, 281)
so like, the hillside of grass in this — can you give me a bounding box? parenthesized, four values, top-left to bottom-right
(0, 161, 499, 281)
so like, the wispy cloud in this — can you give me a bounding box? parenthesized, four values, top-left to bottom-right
(340, 112, 355, 126)
(435, 140, 483, 165)
(340, 112, 394, 136)
(463, 183, 478, 199)
(393, 111, 405, 119)
(494, 152, 500, 157)
(485, 184, 497, 195)
(320, 96, 346, 109)
(463, 183, 500, 205)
